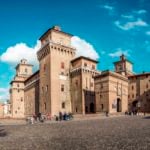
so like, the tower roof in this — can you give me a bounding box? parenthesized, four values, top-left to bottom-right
(39, 25, 73, 40)
(113, 54, 133, 64)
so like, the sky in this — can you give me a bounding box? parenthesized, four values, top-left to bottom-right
(0, 0, 150, 101)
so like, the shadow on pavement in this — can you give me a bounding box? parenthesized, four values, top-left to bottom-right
(142, 116, 150, 119)
(0, 128, 7, 137)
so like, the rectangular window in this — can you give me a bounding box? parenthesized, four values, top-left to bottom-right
(43, 64, 46, 72)
(62, 102, 65, 109)
(75, 80, 78, 86)
(84, 62, 87, 67)
(92, 65, 95, 70)
(61, 62, 65, 69)
(25, 68, 28, 73)
(61, 84, 64, 92)
(44, 102, 46, 110)
(90, 82, 93, 87)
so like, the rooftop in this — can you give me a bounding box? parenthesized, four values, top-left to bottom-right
(71, 56, 98, 63)
(39, 25, 73, 40)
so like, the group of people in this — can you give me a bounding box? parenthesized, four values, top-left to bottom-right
(55, 112, 73, 121)
(26, 113, 46, 124)
(26, 112, 73, 124)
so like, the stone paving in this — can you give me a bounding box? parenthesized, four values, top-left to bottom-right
(0, 115, 150, 150)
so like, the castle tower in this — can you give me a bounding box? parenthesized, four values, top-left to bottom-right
(114, 54, 133, 76)
(10, 59, 33, 118)
(37, 26, 76, 116)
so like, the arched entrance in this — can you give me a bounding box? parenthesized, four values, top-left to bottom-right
(90, 102, 95, 113)
(117, 98, 121, 112)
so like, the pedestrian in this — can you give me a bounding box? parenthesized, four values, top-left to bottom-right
(59, 112, 63, 121)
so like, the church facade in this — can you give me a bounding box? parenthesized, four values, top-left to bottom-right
(9, 26, 150, 118)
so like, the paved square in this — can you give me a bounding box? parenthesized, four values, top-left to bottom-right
(0, 116, 150, 150)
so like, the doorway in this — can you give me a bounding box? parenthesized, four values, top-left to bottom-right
(90, 102, 95, 113)
(117, 98, 121, 112)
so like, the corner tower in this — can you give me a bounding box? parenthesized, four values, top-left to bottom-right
(114, 54, 133, 76)
(10, 59, 33, 118)
(37, 26, 76, 116)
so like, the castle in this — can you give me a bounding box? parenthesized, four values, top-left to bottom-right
(10, 26, 150, 118)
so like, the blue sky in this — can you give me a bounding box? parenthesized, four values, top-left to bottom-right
(0, 0, 150, 100)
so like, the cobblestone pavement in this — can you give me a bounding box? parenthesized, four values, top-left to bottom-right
(0, 116, 150, 150)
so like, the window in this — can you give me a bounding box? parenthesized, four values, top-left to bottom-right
(92, 65, 95, 70)
(18, 89, 20, 93)
(61, 72, 64, 75)
(17, 84, 19, 87)
(62, 102, 65, 109)
(90, 82, 93, 87)
(101, 104, 104, 110)
(128, 95, 130, 98)
(132, 94, 134, 98)
(15, 111, 17, 114)
(61, 84, 64, 92)
(101, 84, 103, 89)
(61, 62, 65, 69)
(100, 95, 103, 98)
(43, 64, 46, 71)
(25, 68, 28, 73)
(84, 62, 87, 67)
(21, 97, 23, 102)
(44, 102, 46, 110)
(146, 84, 148, 89)
(132, 85, 134, 90)
(75, 80, 78, 86)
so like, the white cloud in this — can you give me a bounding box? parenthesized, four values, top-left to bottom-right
(0, 88, 8, 93)
(146, 31, 150, 35)
(121, 15, 134, 19)
(103, 5, 114, 11)
(71, 36, 99, 60)
(133, 9, 147, 14)
(0, 41, 41, 67)
(109, 48, 130, 58)
(114, 18, 148, 30)
(0, 87, 9, 101)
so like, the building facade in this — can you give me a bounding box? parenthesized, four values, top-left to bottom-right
(9, 26, 150, 118)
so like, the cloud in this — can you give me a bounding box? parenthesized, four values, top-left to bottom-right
(146, 31, 150, 35)
(121, 15, 134, 19)
(0, 41, 41, 68)
(0, 87, 9, 100)
(133, 9, 147, 14)
(71, 36, 99, 60)
(102, 5, 114, 11)
(109, 48, 130, 58)
(114, 18, 148, 30)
